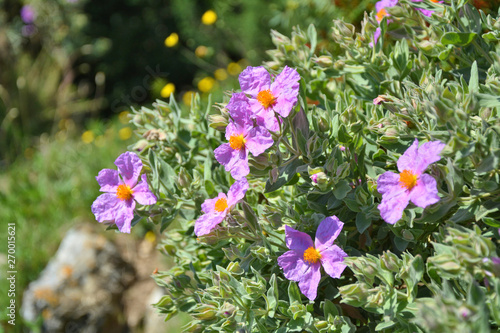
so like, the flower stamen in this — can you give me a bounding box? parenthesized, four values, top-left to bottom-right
(303, 246, 322, 264)
(229, 134, 246, 150)
(376, 8, 388, 22)
(214, 197, 228, 212)
(116, 184, 133, 201)
(257, 89, 277, 108)
(399, 169, 418, 190)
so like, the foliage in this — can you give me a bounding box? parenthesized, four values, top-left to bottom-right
(124, 0, 500, 331)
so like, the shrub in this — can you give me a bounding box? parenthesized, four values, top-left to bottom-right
(98, 0, 500, 331)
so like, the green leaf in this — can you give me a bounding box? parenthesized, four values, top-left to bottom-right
(307, 23, 317, 54)
(469, 61, 479, 93)
(333, 180, 351, 200)
(441, 32, 477, 46)
(288, 281, 302, 303)
(266, 274, 279, 318)
(356, 212, 372, 234)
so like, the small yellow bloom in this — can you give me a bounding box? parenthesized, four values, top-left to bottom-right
(164, 33, 179, 47)
(81, 130, 94, 144)
(183, 91, 195, 106)
(227, 62, 242, 76)
(119, 127, 133, 141)
(214, 68, 228, 81)
(118, 111, 129, 124)
(195, 45, 208, 58)
(161, 83, 175, 98)
(201, 10, 217, 25)
(198, 77, 215, 93)
(145, 231, 156, 244)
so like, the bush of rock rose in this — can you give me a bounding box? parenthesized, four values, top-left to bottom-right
(92, 0, 500, 331)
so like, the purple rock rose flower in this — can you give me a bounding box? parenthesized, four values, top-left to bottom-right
(277, 216, 348, 300)
(195, 178, 249, 236)
(92, 152, 157, 233)
(215, 98, 274, 180)
(411, 0, 442, 17)
(375, 0, 398, 23)
(20, 5, 36, 24)
(238, 66, 300, 132)
(377, 139, 445, 224)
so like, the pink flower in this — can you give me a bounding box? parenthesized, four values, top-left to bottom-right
(195, 179, 249, 236)
(91, 152, 157, 233)
(411, 0, 443, 17)
(238, 66, 300, 132)
(377, 139, 445, 224)
(277, 216, 348, 300)
(215, 96, 274, 180)
(375, 0, 398, 23)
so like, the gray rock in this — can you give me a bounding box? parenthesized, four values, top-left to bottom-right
(21, 226, 135, 333)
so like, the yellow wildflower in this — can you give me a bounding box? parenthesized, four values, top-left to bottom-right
(201, 10, 217, 25)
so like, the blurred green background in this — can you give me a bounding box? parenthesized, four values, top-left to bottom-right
(0, 0, 497, 331)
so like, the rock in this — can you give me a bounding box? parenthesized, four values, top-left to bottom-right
(21, 226, 135, 333)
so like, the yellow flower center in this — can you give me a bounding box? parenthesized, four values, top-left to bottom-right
(229, 134, 246, 150)
(116, 184, 133, 201)
(376, 8, 388, 22)
(257, 89, 277, 109)
(399, 169, 418, 190)
(303, 246, 322, 264)
(214, 197, 228, 212)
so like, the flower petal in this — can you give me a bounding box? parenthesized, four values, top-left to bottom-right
(369, 27, 382, 48)
(114, 200, 136, 233)
(375, 0, 398, 12)
(314, 216, 344, 252)
(378, 188, 410, 225)
(92, 193, 121, 222)
(214, 143, 239, 169)
(227, 178, 249, 208)
(272, 93, 297, 118)
(194, 211, 225, 236)
(285, 225, 314, 251)
(132, 174, 157, 205)
(239, 66, 271, 97)
(245, 126, 274, 156)
(271, 66, 300, 95)
(320, 245, 347, 279)
(115, 151, 143, 187)
(201, 194, 225, 214)
(397, 139, 445, 175)
(377, 171, 400, 195)
(228, 150, 250, 180)
(252, 101, 280, 132)
(298, 263, 322, 300)
(96, 168, 120, 193)
(227, 92, 253, 125)
(277, 250, 308, 281)
(410, 174, 440, 208)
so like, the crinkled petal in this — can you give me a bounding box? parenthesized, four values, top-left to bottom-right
(239, 66, 271, 97)
(298, 263, 322, 300)
(132, 174, 157, 205)
(228, 150, 250, 180)
(285, 225, 314, 251)
(314, 216, 344, 252)
(377, 171, 401, 195)
(214, 143, 239, 169)
(252, 101, 280, 132)
(96, 168, 120, 193)
(378, 188, 410, 225)
(410, 174, 440, 208)
(114, 199, 136, 233)
(245, 126, 274, 156)
(320, 245, 347, 279)
(270, 66, 300, 97)
(92, 193, 121, 222)
(277, 250, 309, 282)
(201, 194, 225, 214)
(272, 92, 298, 118)
(115, 151, 143, 187)
(227, 93, 253, 126)
(375, 0, 398, 12)
(194, 211, 225, 236)
(227, 178, 249, 207)
(397, 139, 445, 175)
